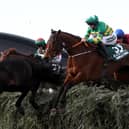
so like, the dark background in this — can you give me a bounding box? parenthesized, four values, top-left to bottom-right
(0, 32, 36, 54)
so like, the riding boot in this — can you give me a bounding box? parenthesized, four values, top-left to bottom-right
(97, 43, 112, 61)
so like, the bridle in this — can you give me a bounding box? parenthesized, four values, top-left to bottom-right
(52, 31, 96, 57)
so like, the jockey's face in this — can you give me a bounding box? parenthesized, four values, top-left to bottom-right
(88, 23, 96, 30)
(37, 44, 46, 50)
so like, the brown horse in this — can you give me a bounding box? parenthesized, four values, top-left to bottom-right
(45, 29, 129, 110)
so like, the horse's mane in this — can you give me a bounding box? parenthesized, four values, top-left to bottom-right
(60, 30, 81, 40)
(61, 31, 81, 39)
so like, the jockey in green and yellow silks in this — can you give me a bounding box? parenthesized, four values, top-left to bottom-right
(81, 15, 117, 61)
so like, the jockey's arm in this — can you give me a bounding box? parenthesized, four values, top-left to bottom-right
(87, 33, 103, 44)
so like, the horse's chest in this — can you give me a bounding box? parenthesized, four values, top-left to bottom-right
(70, 66, 77, 74)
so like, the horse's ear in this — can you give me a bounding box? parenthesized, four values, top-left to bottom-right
(51, 29, 56, 33)
(58, 29, 61, 34)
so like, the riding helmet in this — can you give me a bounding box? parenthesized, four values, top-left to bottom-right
(35, 38, 46, 46)
(115, 29, 125, 38)
(85, 15, 99, 25)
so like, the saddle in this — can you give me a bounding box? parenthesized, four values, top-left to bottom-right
(105, 44, 129, 61)
(97, 43, 129, 62)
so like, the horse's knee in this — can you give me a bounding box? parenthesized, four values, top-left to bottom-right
(29, 97, 39, 109)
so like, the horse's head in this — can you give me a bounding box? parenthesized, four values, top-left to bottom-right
(45, 29, 82, 58)
(45, 29, 63, 59)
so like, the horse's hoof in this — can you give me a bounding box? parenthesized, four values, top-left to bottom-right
(17, 107, 25, 115)
(50, 108, 57, 116)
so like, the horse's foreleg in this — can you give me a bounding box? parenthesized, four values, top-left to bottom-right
(58, 72, 82, 106)
(50, 85, 65, 115)
(59, 84, 73, 106)
(64, 73, 74, 85)
(65, 72, 82, 86)
(29, 83, 40, 109)
(53, 85, 64, 109)
(52, 72, 82, 112)
(55, 72, 75, 107)
(58, 72, 83, 106)
(15, 90, 29, 115)
(50, 83, 72, 115)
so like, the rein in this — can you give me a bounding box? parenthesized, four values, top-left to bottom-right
(72, 41, 89, 48)
(70, 41, 93, 57)
(70, 51, 92, 57)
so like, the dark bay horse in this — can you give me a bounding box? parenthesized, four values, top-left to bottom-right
(0, 48, 64, 115)
(45, 29, 129, 110)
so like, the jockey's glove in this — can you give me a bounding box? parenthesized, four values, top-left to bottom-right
(87, 38, 94, 43)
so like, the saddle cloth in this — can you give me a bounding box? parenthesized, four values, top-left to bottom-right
(105, 44, 129, 61)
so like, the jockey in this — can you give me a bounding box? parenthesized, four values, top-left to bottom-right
(81, 15, 117, 61)
(115, 29, 129, 44)
(34, 38, 46, 59)
(35, 38, 62, 65)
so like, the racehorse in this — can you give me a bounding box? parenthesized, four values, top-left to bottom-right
(0, 48, 65, 115)
(45, 29, 129, 110)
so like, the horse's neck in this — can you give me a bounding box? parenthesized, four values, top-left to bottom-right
(60, 32, 97, 56)
(61, 32, 81, 45)
(61, 34, 81, 55)
(66, 41, 96, 57)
